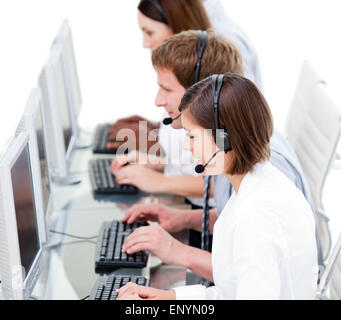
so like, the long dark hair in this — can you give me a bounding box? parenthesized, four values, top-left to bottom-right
(138, 0, 212, 33)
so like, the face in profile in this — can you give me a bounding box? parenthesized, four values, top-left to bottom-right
(181, 110, 230, 176)
(154, 67, 186, 129)
(137, 11, 173, 49)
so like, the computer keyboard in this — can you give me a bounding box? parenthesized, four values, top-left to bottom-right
(92, 123, 117, 154)
(92, 123, 130, 154)
(95, 220, 149, 273)
(89, 159, 138, 195)
(89, 274, 149, 300)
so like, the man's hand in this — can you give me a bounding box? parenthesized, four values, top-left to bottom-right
(116, 282, 175, 300)
(113, 164, 166, 193)
(111, 150, 141, 171)
(121, 224, 186, 265)
(107, 115, 160, 153)
(109, 115, 148, 134)
(122, 203, 189, 233)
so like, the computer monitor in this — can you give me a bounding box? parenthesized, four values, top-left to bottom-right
(15, 88, 53, 244)
(38, 43, 80, 185)
(54, 20, 90, 149)
(55, 20, 82, 126)
(0, 132, 43, 299)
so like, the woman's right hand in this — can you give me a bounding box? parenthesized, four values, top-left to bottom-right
(122, 203, 189, 233)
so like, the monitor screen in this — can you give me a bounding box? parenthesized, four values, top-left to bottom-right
(10, 144, 40, 275)
(35, 104, 51, 214)
(55, 60, 72, 152)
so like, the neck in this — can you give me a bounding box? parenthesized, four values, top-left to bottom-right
(224, 172, 247, 194)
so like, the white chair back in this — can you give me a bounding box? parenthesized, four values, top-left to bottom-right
(285, 60, 341, 260)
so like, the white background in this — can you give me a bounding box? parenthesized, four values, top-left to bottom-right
(0, 1, 341, 247)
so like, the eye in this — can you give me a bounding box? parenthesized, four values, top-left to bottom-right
(161, 86, 171, 93)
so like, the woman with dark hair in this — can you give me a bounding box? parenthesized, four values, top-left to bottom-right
(116, 73, 318, 300)
(137, 0, 262, 88)
(137, 0, 211, 48)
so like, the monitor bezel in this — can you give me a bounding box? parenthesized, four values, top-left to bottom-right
(49, 43, 77, 161)
(38, 43, 77, 181)
(0, 132, 43, 300)
(16, 88, 53, 244)
(56, 20, 83, 129)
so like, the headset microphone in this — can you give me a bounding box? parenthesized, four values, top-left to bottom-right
(162, 113, 181, 125)
(194, 150, 222, 174)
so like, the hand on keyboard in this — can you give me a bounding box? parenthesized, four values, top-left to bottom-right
(89, 159, 138, 195)
(121, 224, 186, 266)
(122, 203, 189, 233)
(107, 118, 159, 152)
(116, 282, 175, 300)
(111, 150, 140, 172)
(114, 164, 166, 193)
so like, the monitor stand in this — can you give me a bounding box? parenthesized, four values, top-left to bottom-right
(53, 174, 81, 186)
(43, 232, 64, 250)
(74, 137, 91, 150)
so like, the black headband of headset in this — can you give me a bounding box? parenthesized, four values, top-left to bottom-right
(147, 0, 168, 24)
(212, 74, 224, 131)
(212, 74, 232, 152)
(194, 30, 208, 83)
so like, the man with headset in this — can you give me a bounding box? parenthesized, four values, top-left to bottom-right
(111, 29, 323, 281)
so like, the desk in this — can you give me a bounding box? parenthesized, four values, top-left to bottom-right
(32, 130, 191, 300)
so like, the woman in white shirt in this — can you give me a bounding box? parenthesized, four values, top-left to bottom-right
(117, 73, 318, 300)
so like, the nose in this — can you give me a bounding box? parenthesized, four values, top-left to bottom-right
(155, 89, 166, 108)
(142, 35, 152, 49)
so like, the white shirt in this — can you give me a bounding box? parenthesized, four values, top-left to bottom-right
(174, 162, 318, 299)
(203, 0, 263, 91)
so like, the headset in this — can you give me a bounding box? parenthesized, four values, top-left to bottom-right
(194, 74, 232, 173)
(147, 0, 168, 24)
(163, 30, 208, 125)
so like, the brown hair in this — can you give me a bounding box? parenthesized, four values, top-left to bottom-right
(138, 0, 211, 33)
(152, 29, 243, 89)
(179, 73, 273, 175)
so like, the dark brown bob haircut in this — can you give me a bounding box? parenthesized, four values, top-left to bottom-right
(138, 0, 211, 33)
(152, 29, 243, 89)
(179, 73, 273, 175)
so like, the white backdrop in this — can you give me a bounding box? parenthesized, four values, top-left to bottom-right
(0, 0, 341, 260)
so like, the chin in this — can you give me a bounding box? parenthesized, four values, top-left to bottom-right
(204, 163, 225, 176)
(203, 169, 221, 176)
(171, 121, 182, 130)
